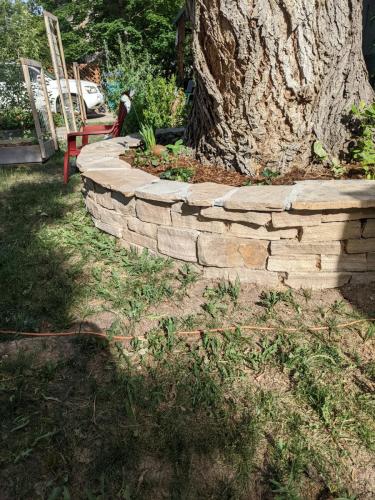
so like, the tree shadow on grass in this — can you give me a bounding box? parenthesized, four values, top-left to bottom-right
(0, 165, 80, 331)
(0, 334, 268, 500)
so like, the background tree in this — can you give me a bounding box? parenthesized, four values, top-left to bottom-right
(186, 0, 374, 175)
(37, 0, 184, 73)
(0, 0, 44, 62)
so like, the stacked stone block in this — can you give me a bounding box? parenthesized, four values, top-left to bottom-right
(77, 138, 375, 289)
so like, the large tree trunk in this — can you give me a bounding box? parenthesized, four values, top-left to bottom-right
(186, 0, 374, 175)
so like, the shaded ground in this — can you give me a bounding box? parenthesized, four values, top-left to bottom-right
(0, 158, 374, 499)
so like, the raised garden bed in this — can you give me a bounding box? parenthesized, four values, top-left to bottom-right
(120, 148, 368, 187)
(77, 137, 375, 290)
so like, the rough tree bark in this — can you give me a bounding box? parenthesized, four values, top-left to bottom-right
(186, 0, 375, 175)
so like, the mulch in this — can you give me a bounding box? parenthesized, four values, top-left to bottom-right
(120, 150, 365, 187)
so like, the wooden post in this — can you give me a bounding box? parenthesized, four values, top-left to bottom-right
(73, 62, 87, 124)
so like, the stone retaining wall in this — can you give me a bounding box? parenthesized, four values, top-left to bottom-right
(77, 137, 375, 289)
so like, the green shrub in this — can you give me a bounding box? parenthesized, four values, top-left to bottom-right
(141, 74, 186, 130)
(351, 102, 375, 177)
(0, 107, 34, 130)
(102, 40, 187, 134)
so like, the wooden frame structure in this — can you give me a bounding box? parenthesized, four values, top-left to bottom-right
(0, 59, 57, 165)
(44, 10, 77, 133)
(73, 62, 87, 124)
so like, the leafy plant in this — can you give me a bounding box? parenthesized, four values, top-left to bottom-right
(261, 168, 280, 185)
(351, 101, 375, 179)
(160, 167, 194, 182)
(166, 139, 186, 156)
(139, 124, 156, 152)
(313, 141, 328, 161)
(313, 140, 346, 178)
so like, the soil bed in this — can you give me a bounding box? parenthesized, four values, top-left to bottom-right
(120, 150, 366, 187)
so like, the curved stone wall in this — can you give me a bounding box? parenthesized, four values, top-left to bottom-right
(78, 137, 375, 289)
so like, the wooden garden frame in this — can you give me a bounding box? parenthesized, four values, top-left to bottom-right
(19, 58, 58, 161)
(73, 62, 87, 124)
(44, 10, 77, 133)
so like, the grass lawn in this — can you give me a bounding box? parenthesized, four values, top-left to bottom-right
(0, 156, 374, 499)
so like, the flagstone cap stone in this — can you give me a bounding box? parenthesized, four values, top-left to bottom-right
(222, 185, 294, 211)
(135, 180, 190, 203)
(83, 168, 158, 196)
(78, 158, 132, 172)
(186, 183, 236, 207)
(292, 180, 375, 210)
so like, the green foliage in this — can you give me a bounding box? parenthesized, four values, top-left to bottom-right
(313, 141, 346, 178)
(37, 0, 184, 70)
(139, 124, 156, 152)
(351, 102, 375, 179)
(166, 139, 186, 156)
(0, 107, 34, 131)
(160, 167, 194, 182)
(313, 141, 328, 161)
(262, 167, 280, 184)
(0, 64, 34, 131)
(103, 41, 187, 134)
(0, 0, 45, 63)
(141, 75, 187, 130)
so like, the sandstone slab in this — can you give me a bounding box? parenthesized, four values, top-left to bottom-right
(201, 207, 271, 226)
(122, 227, 157, 252)
(322, 209, 375, 222)
(271, 240, 342, 255)
(292, 180, 375, 211)
(267, 255, 319, 272)
(301, 221, 361, 242)
(111, 192, 136, 217)
(321, 254, 367, 272)
(203, 267, 281, 287)
(123, 134, 142, 148)
(350, 272, 375, 284)
(346, 238, 375, 253)
(96, 205, 125, 227)
(158, 227, 199, 262)
(230, 223, 298, 240)
(94, 219, 123, 238)
(186, 183, 235, 207)
(198, 234, 269, 269)
(223, 185, 293, 211)
(78, 157, 131, 173)
(127, 217, 158, 239)
(172, 211, 226, 233)
(285, 272, 351, 290)
(272, 211, 321, 228)
(136, 199, 172, 226)
(135, 180, 189, 203)
(367, 253, 375, 271)
(362, 219, 375, 238)
(83, 169, 157, 196)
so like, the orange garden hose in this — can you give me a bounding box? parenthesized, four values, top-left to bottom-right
(0, 318, 374, 343)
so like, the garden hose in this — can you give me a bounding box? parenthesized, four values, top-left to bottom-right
(0, 318, 374, 343)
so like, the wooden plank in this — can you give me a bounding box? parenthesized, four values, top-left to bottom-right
(55, 17, 77, 132)
(44, 13, 70, 132)
(41, 68, 59, 151)
(0, 144, 42, 165)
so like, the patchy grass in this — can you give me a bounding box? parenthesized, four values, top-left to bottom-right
(0, 158, 374, 499)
